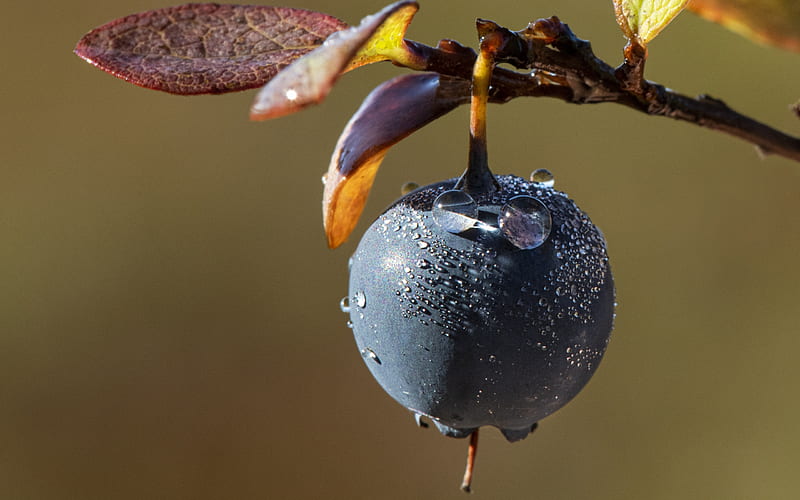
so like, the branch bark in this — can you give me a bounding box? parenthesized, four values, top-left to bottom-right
(401, 17, 800, 162)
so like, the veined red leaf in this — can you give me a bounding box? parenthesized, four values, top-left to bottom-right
(249, 1, 420, 121)
(74, 3, 348, 95)
(323, 73, 470, 248)
(688, 0, 800, 52)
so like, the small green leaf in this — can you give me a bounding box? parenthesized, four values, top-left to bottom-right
(688, 0, 800, 52)
(249, 1, 420, 121)
(614, 0, 690, 45)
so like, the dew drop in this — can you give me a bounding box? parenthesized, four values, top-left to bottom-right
(432, 190, 478, 233)
(361, 348, 381, 364)
(339, 296, 351, 313)
(401, 182, 419, 195)
(353, 290, 367, 308)
(498, 196, 552, 250)
(530, 168, 555, 187)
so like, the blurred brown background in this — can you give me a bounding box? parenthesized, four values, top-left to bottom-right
(2, 1, 799, 498)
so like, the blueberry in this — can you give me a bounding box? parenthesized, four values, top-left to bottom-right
(346, 175, 614, 442)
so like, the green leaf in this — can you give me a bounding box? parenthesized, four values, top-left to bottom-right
(614, 0, 690, 45)
(74, 4, 348, 95)
(249, 1, 420, 121)
(688, 0, 800, 52)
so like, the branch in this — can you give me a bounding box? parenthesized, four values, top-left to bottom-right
(401, 17, 800, 162)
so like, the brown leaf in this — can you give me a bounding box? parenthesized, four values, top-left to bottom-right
(688, 0, 800, 52)
(323, 73, 470, 248)
(249, 1, 419, 121)
(74, 3, 348, 95)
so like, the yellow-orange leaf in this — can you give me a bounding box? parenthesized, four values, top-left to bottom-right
(688, 0, 800, 52)
(614, 0, 690, 45)
(346, 1, 420, 70)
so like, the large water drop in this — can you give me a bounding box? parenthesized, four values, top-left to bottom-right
(432, 190, 478, 233)
(498, 196, 552, 250)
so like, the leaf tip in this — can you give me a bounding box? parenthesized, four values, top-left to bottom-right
(73, 33, 98, 66)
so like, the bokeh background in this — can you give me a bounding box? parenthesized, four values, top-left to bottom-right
(3, 1, 800, 498)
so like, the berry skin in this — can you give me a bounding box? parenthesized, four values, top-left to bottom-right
(346, 175, 614, 442)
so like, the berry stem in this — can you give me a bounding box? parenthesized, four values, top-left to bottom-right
(456, 22, 502, 195)
(460, 429, 480, 493)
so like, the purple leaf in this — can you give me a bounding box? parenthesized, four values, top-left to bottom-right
(323, 73, 471, 248)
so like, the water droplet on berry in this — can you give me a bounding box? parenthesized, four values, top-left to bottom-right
(401, 182, 419, 195)
(498, 196, 552, 250)
(354, 290, 367, 308)
(530, 168, 555, 187)
(361, 348, 381, 364)
(339, 296, 351, 313)
(432, 190, 478, 233)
